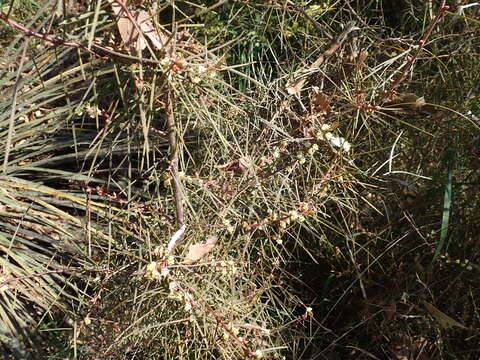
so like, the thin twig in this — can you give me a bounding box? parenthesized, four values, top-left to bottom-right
(166, 91, 185, 226)
(3, 39, 28, 174)
(0, 11, 162, 64)
(108, 0, 158, 59)
(286, 21, 358, 95)
(284, 0, 333, 41)
(373, 1, 449, 106)
(0, 11, 82, 48)
(342, 0, 370, 30)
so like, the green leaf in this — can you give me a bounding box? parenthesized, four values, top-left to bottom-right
(432, 146, 455, 262)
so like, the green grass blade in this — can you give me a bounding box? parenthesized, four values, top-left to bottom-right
(432, 146, 455, 262)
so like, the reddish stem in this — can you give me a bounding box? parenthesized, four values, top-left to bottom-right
(374, 0, 448, 106)
(0, 11, 82, 48)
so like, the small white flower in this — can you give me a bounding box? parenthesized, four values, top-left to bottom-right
(342, 141, 351, 152)
(160, 57, 171, 69)
(197, 65, 207, 74)
(231, 326, 240, 336)
(191, 75, 202, 84)
(161, 266, 170, 278)
(329, 136, 351, 152)
(288, 210, 299, 221)
(169, 281, 178, 292)
(254, 350, 264, 358)
(145, 261, 163, 280)
(153, 245, 164, 258)
(308, 145, 318, 155)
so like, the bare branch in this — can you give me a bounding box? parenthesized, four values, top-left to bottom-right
(166, 91, 185, 226)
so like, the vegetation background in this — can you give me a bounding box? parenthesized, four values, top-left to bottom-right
(1, 0, 479, 359)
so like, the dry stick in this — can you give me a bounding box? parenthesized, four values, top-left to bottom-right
(271, 22, 357, 122)
(285, 0, 333, 41)
(1, 9, 183, 221)
(166, 90, 184, 226)
(173, 0, 228, 26)
(0, 11, 82, 48)
(286, 21, 358, 95)
(373, 1, 449, 107)
(3, 39, 28, 174)
(0, 11, 161, 64)
(342, 0, 370, 30)
(196, 297, 257, 358)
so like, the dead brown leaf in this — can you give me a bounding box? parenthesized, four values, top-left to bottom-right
(312, 90, 332, 114)
(422, 300, 468, 330)
(384, 93, 426, 110)
(182, 236, 218, 265)
(117, 17, 138, 54)
(136, 10, 166, 51)
(107, 0, 168, 55)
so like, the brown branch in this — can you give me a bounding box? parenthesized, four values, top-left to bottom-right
(166, 90, 185, 226)
(284, 0, 333, 41)
(0, 11, 82, 48)
(373, 1, 450, 106)
(0, 11, 162, 64)
(286, 21, 358, 95)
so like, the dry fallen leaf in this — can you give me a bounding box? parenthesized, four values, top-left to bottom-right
(385, 93, 426, 110)
(117, 16, 138, 54)
(182, 235, 218, 265)
(422, 300, 468, 330)
(136, 10, 166, 51)
(107, 0, 168, 55)
(312, 89, 332, 114)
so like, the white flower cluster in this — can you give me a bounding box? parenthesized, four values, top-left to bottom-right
(316, 124, 351, 152)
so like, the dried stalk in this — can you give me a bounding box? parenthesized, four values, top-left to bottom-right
(166, 90, 184, 225)
(284, 0, 333, 41)
(286, 21, 358, 95)
(373, 1, 449, 106)
(0, 11, 162, 64)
